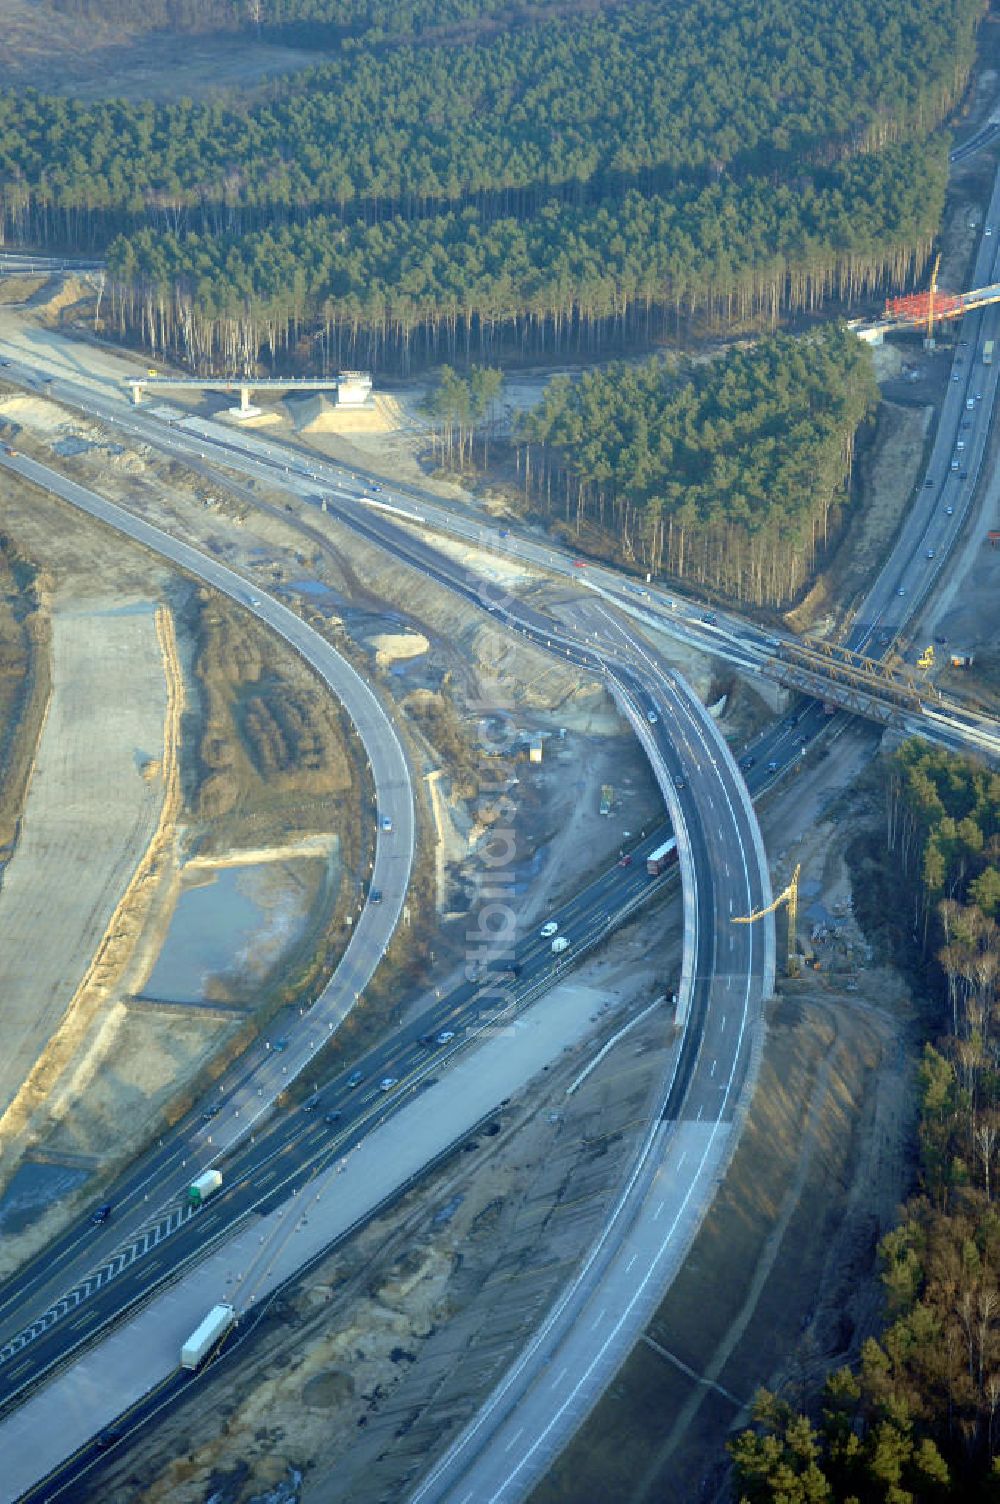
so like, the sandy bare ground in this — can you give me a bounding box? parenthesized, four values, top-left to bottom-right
(0, 596, 168, 1134)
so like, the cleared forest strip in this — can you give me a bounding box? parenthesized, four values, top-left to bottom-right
(0, 601, 179, 1175)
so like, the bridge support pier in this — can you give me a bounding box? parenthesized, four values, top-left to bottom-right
(228, 385, 262, 420)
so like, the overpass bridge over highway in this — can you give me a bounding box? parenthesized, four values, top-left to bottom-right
(125, 371, 373, 413)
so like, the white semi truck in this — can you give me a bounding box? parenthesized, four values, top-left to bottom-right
(180, 1303, 236, 1370)
(187, 1168, 223, 1208)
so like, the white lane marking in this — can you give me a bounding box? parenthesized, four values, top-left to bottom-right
(653, 1202, 665, 1221)
(626, 1254, 638, 1272)
(591, 1308, 607, 1330)
(696, 1104, 703, 1120)
(721, 1015, 726, 1031)
(677, 1152, 687, 1170)
(504, 1428, 524, 1455)
(710, 1058, 717, 1078)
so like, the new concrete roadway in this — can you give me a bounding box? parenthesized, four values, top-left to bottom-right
(408, 651, 773, 1504)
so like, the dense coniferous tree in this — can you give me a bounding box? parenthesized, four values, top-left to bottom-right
(513, 327, 878, 605)
(0, 0, 980, 369)
(733, 746, 1000, 1503)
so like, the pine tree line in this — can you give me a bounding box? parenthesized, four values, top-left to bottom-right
(513, 327, 878, 607)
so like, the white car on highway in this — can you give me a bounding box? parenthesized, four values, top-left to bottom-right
(551, 936, 570, 954)
(540, 921, 559, 938)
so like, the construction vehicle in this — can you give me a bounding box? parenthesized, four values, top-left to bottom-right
(916, 645, 935, 671)
(187, 1168, 223, 1208)
(733, 864, 801, 977)
(180, 1303, 235, 1369)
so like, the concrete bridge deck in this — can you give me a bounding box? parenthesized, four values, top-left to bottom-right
(125, 372, 372, 411)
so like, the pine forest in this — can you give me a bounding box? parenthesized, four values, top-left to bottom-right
(0, 0, 982, 372)
(514, 329, 878, 607)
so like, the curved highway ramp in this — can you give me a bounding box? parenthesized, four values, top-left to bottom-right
(404, 655, 774, 1504)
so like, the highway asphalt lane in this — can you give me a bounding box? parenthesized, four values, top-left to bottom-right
(0, 351, 804, 1504)
(0, 825, 684, 1500)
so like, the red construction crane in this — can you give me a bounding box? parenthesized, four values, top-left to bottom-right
(852, 260, 1000, 342)
(883, 253, 966, 333)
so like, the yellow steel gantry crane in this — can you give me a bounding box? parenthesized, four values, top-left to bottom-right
(732, 864, 801, 977)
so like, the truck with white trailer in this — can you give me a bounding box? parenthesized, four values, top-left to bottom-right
(180, 1303, 236, 1369)
(646, 839, 676, 876)
(187, 1168, 223, 1208)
